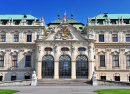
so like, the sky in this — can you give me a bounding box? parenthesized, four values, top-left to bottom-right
(0, 0, 130, 25)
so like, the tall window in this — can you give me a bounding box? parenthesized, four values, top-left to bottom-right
(112, 34, 118, 42)
(26, 56, 31, 67)
(14, 35, 19, 42)
(12, 56, 17, 67)
(127, 55, 130, 67)
(0, 56, 4, 67)
(1, 35, 6, 42)
(99, 35, 104, 42)
(113, 55, 119, 67)
(100, 55, 105, 67)
(27, 35, 32, 42)
(126, 34, 130, 42)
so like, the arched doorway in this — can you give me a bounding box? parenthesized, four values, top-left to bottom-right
(59, 55, 71, 78)
(42, 55, 54, 78)
(76, 55, 88, 78)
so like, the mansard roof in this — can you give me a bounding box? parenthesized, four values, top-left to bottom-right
(92, 14, 130, 19)
(48, 18, 84, 25)
(0, 14, 37, 20)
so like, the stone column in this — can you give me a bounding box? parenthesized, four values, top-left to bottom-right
(54, 44, 59, 79)
(88, 43, 94, 79)
(36, 61, 42, 79)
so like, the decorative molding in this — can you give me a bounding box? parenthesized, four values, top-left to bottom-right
(10, 72, 17, 76)
(98, 50, 106, 55)
(111, 51, 120, 55)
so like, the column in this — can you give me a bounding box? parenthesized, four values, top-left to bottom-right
(36, 61, 42, 79)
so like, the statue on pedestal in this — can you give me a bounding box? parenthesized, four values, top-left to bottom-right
(31, 71, 37, 86)
(92, 71, 98, 86)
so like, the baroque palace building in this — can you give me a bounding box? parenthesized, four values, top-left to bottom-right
(0, 13, 130, 82)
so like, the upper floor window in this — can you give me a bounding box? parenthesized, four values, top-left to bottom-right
(126, 34, 130, 42)
(1, 35, 6, 42)
(14, 35, 19, 42)
(99, 35, 104, 42)
(99, 21, 103, 24)
(25, 56, 31, 67)
(12, 56, 17, 67)
(0, 56, 4, 67)
(28, 21, 32, 25)
(113, 55, 119, 67)
(112, 34, 118, 42)
(127, 55, 130, 67)
(100, 55, 105, 67)
(61, 47, 69, 51)
(45, 47, 52, 51)
(78, 47, 86, 51)
(27, 35, 32, 42)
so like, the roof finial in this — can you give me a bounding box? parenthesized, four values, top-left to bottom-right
(29, 11, 31, 15)
(57, 13, 60, 18)
(71, 13, 73, 19)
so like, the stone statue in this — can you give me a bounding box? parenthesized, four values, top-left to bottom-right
(92, 71, 98, 86)
(31, 71, 37, 86)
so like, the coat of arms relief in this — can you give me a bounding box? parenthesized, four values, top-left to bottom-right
(55, 26, 73, 40)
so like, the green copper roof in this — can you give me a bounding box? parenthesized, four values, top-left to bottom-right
(49, 18, 84, 24)
(92, 14, 130, 19)
(0, 14, 37, 20)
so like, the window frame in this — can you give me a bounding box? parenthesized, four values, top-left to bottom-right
(100, 55, 105, 67)
(11, 76, 17, 81)
(113, 55, 119, 67)
(1, 34, 6, 42)
(14, 34, 19, 42)
(112, 34, 118, 42)
(0, 56, 4, 67)
(27, 35, 32, 42)
(127, 55, 130, 67)
(115, 76, 120, 81)
(78, 47, 86, 51)
(45, 47, 52, 51)
(126, 34, 130, 42)
(61, 47, 69, 51)
(12, 55, 17, 67)
(99, 34, 104, 42)
(25, 55, 31, 67)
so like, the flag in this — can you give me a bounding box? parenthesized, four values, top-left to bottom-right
(63, 10, 66, 22)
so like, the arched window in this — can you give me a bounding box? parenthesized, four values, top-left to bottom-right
(61, 47, 69, 51)
(78, 47, 86, 51)
(45, 47, 52, 51)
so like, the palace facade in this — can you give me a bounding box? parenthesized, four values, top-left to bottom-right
(0, 13, 130, 82)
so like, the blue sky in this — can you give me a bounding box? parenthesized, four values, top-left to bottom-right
(0, 0, 130, 25)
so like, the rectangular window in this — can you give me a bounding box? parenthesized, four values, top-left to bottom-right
(1, 35, 6, 42)
(0, 56, 4, 67)
(25, 76, 30, 79)
(26, 56, 31, 67)
(127, 56, 130, 67)
(112, 34, 118, 42)
(14, 35, 19, 42)
(126, 34, 130, 42)
(129, 76, 130, 82)
(0, 76, 3, 81)
(115, 76, 120, 81)
(12, 56, 17, 67)
(101, 76, 106, 80)
(113, 55, 119, 67)
(11, 76, 16, 81)
(100, 55, 105, 67)
(99, 35, 104, 42)
(27, 35, 32, 42)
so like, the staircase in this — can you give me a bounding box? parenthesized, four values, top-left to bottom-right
(37, 79, 92, 86)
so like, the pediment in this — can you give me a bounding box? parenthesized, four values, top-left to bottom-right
(42, 23, 94, 42)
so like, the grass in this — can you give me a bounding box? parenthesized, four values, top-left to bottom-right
(0, 89, 19, 94)
(94, 89, 130, 94)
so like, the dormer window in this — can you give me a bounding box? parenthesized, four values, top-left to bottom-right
(78, 47, 86, 51)
(61, 47, 69, 51)
(45, 47, 52, 51)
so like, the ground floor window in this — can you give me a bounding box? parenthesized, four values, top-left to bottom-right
(24, 76, 30, 79)
(0, 76, 3, 81)
(100, 76, 106, 80)
(129, 76, 130, 82)
(11, 76, 16, 81)
(115, 76, 120, 81)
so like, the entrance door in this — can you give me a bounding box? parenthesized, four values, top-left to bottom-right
(59, 55, 71, 78)
(76, 55, 88, 78)
(42, 55, 54, 78)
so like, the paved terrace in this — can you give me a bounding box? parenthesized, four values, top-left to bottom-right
(0, 86, 130, 94)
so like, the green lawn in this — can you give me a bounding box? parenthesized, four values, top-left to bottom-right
(94, 89, 130, 94)
(0, 89, 19, 94)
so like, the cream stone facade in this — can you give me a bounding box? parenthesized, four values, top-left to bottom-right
(0, 14, 130, 82)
